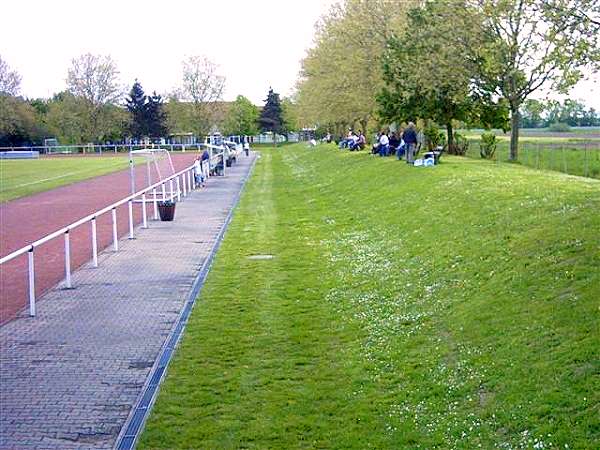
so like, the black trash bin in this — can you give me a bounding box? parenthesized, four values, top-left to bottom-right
(157, 201, 176, 221)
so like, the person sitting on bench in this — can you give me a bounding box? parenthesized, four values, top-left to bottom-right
(389, 132, 400, 156)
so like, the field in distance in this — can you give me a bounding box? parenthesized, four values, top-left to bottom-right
(0, 156, 139, 203)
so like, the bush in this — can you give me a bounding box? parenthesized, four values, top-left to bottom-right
(479, 132, 497, 159)
(548, 122, 571, 132)
(423, 124, 446, 150)
(448, 132, 469, 155)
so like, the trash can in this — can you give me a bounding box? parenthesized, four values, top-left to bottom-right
(157, 201, 176, 221)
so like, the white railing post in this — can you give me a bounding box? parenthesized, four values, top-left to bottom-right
(153, 188, 158, 220)
(128, 200, 134, 239)
(188, 170, 193, 190)
(91, 217, 98, 268)
(176, 177, 181, 202)
(64, 230, 72, 288)
(169, 179, 174, 200)
(162, 183, 166, 201)
(142, 194, 148, 228)
(28, 247, 35, 316)
(112, 208, 119, 251)
(182, 173, 187, 197)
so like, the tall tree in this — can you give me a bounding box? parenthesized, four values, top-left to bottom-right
(126, 80, 147, 139)
(472, 0, 600, 160)
(259, 88, 284, 134)
(0, 55, 21, 96)
(296, 0, 416, 132)
(146, 92, 168, 138)
(180, 55, 226, 136)
(380, 0, 508, 148)
(222, 95, 259, 136)
(67, 53, 122, 142)
(0, 96, 43, 146)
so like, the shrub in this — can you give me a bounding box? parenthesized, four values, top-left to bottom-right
(423, 124, 446, 150)
(479, 132, 497, 159)
(448, 132, 469, 155)
(548, 122, 571, 132)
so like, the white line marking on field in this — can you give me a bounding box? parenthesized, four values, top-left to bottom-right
(13, 172, 79, 188)
(8, 162, 125, 189)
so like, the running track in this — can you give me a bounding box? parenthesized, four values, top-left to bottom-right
(0, 153, 198, 325)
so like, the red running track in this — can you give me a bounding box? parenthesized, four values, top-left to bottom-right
(0, 153, 198, 325)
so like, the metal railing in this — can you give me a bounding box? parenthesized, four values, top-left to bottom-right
(0, 151, 224, 317)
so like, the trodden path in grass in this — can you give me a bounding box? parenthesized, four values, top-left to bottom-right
(140, 145, 599, 449)
(0, 153, 197, 325)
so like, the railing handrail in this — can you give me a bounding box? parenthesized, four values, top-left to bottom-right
(0, 155, 221, 265)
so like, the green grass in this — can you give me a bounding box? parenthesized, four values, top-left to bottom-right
(140, 145, 599, 449)
(0, 156, 135, 202)
(464, 139, 600, 179)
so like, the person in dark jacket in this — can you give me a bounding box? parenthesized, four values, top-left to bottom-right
(403, 122, 418, 163)
(389, 132, 400, 156)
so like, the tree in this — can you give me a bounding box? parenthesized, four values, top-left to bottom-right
(0, 96, 43, 146)
(296, 0, 416, 134)
(472, 0, 600, 160)
(146, 92, 168, 138)
(67, 53, 122, 141)
(379, 0, 508, 150)
(179, 55, 226, 136)
(126, 80, 147, 138)
(222, 95, 259, 136)
(281, 97, 300, 134)
(0, 55, 21, 96)
(46, 92, 93, 144)
(258, 88, 284, 134)
(520, 99, 546, 128)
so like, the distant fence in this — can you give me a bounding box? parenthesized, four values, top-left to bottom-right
(464, 139, 600, 179)
(0, 133, 301, 155)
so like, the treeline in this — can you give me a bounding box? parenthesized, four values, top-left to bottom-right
(520, 99, 600, 129)
(295, 0, 600, 160)
(0, 54, 298, 147)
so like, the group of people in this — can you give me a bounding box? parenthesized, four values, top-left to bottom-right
(338, 130, 367, 151)
(371, 122, 419, 163)
(336, 123, 420, 163)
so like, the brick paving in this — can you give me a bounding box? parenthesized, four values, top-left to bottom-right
(0, 153, 256, 449)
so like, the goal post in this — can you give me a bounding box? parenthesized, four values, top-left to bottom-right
(129, 148, 176, 196)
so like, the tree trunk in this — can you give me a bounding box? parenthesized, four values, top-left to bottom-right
(360, 119, 368, 136)
(509, 106, 520, 161)
(446, 122, 454, 150)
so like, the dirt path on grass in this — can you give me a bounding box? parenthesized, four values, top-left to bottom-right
(0, 153, 198, 325)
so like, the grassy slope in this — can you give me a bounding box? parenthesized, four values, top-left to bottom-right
(0, 157, 133, 202)
(140, 145, 599, 449)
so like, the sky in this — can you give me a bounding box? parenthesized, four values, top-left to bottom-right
(0, 0, 335, 104)
(1, 0, 599, 110)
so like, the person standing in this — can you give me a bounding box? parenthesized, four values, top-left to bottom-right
(403, 122, 418, 164)
(378, 131, 389, 157)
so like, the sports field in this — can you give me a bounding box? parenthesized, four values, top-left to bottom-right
(0, 156, 134, 202)
(139, 145, 599, 449)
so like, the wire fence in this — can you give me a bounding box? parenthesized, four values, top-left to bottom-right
(465, 139, 600, 179)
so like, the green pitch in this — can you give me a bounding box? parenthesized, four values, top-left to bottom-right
(0, 156, 135, 202)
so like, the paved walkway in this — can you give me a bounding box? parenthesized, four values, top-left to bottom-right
(0, 153, 256, 449)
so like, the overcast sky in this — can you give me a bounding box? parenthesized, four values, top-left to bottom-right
(2, 0, 599, 109)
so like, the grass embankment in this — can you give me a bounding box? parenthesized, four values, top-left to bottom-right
(0, 156, 136, 202)
(140, 145, 599, 449)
